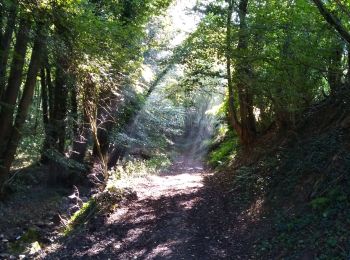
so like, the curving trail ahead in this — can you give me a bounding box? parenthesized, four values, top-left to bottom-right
(42, 157, 248, 259)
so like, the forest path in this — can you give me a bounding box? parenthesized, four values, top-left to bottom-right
(42, 156, 245, 259)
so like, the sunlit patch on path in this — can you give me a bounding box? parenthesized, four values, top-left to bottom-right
(130, 160, 209, 199)
(100, 158, 212, 259)
(42, 158, 220, 259)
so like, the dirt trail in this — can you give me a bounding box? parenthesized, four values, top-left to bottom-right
(41, 156, 249, 259)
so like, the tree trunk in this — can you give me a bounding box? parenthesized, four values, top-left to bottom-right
(41, 62, 56, 159)
(51, 60, 69, 153)
(275, 30, 293, 130)
(41, 68, 49, 126)
(70, 83, 79, 138)
(0, 18, 31, 155)
(40, 67, 51, 155)
(0, 23, 45, 190)
(225, 0, 242, 137)
(235, 0, 256, 146)
(70, 111, 90, 163)
(93, 92, 114, 162)
(328, 41, 344, 95)
(46, 63, 54, 121)
(0, 1, 17, 98)
(41, 6, 72, 159)
(347, 45, 350, 85)
(44, 3, 75, 156)
(70, 83, 91, 163)
(0, 2, 3, 37)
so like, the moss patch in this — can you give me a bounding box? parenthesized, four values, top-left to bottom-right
(63, 199, 97, 236)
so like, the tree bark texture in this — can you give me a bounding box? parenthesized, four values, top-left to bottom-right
(0, 1, 17, 98)
(235, 0, 256, 146)
(0, 23, 46, 189)
(0, 18, 31, 155)
(225, 0, 242, 137)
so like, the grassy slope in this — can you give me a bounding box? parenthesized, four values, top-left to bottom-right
(210, 90, 350, 259)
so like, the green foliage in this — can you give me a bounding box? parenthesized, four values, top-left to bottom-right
(44, 149, 86, 172)
(310, 197, 331, 211)
(113, 88, 186, 155)
(8, 0, 174, 172)
(8, 228, 41, 255)
(178, 0, 346, 132)
(208, 120, 239, 167)
(147, 155, 172, 170)
(107, 155, 171, 186)
(222, 127, 350, 258)
(209, 137, 237, 167)
(63, 188, 133, 236)
(63, 199, 97, 236)
(13, 123, 44, 170)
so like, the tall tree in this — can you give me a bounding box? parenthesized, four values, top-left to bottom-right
(0, 17, 31, 155)
(41, 6, 73, 157)
(0, 1, 18, 98)
(327, 40, 344, 94)
(0, 22, 46, 190)
(234, 0, 256, 145)
(226, 0, 242, 138)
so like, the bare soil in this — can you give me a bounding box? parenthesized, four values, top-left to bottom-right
(38, 157, 253, 260)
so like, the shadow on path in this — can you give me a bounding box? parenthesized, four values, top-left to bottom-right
(42, 157, 254, 259)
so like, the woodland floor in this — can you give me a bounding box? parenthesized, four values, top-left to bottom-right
(34, 156, 252, 260)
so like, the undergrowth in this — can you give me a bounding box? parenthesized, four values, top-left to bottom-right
(210, 127, 350, 258)
(259, 128, 350, 259)
(8, 228, 42, 255)
(106, 155, 171, 190)
(63, 155, 170, 236)
(63, 187, 130, 236)
(63, 199, 97, 236)
(208, 126, 238, 167)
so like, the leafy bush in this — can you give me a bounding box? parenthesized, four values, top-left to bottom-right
(106, 155, 171, 190)
(310, 197, 330, 211)
(209, 139, 236, 166)
(209, 128, 238, 167)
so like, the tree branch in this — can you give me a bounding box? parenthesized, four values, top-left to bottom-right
(311, 0, 350, 45)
